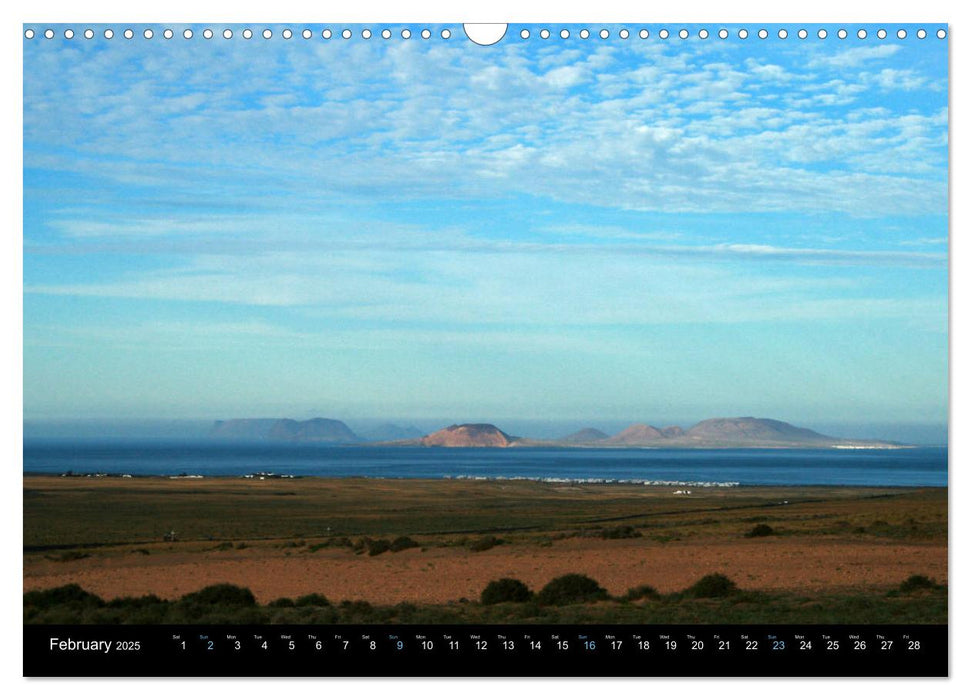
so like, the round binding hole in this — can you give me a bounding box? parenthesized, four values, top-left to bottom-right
(263, 29, 272, 39)
(86, 28, 95, 39)
(659, 28, 669, 39)
(282, 28, 293, 39)
(897, 29, 907, 39)
(917, 28, 927, 39)
(222, 29, 232, 39)
(361, 29, 372, 39)
(441, 28, 451, 39)
(421, 29, 430, 39)
(24, 28, 35, 39)
(242, 28, 252, 39)
(818, 28, 827, 39)
(798, 28, 807, 39)
(401, 28, 411, 39)
(718, 28, 728, 39)
(183, 29, 193, 39)
(599, 29, 609, 39)
(540, 28, 550, 39)
(303, 29, 313, 39)
(143, 29, 153, 39)
(619, 28, 629, 39)
(778, 28, 788, 39)
(64, 29, 75, 39)
(638, 29, 648, 39)
(322, 29, 332, 39)
(124, 28, 134, 39)
(203, 28, 213, 39)
(877, 28, 887, 39)
(937, 28, 946, 39)
(383, 29, 392, 39)
(698, 29, 709, 39)
(758, 28, 768, 39)
(580, 29, 590, 39)
(560, 29, 569, 39)
(44, 28, 54, 39)
(857, 29, 867, 39)
(837, 28, 847, 39)
(104, 28, 114, 39)
(341, 29, 351, 39)
(738, 28, 748, 39)
(163, 28, 173, 39)
(679, 28, 688, 39)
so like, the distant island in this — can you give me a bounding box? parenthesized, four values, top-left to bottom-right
(209, 416, 904, 449)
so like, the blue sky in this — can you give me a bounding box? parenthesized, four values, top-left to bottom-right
(22, 24, 948, 437)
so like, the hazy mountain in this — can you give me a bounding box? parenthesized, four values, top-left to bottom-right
(559, 428, 609, 444)
(420, 423, 518, 447)
(683, 417, 831, 446)
(210, 418, 361, 443)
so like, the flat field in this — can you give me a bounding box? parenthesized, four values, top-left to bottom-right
(23, 476, 947, 623)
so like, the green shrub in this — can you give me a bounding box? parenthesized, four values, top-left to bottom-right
(179, 584, 257, 607)
(624, 584, 661, 601)
(24, 584, 104, 608)
(600, 525, 641, 540)
(367, 539, 391, 556)
(745, 524, 776, 538)
(536, 574, 608, 606)
(468, 535, 503, 552)
(481, 578, 533, 605)
(294, 593, 331, 607)
(268, 597, 295, 607)
(683, 573, 739, 599)
(389, 536, 420, 552)
(898, 575, 939, 593)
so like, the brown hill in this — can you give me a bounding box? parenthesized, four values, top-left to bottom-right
(420, 424, 517, 448)
(604, 423, 665, 446)
(684, 417, 831, 446)
(660, 426, 685, 438)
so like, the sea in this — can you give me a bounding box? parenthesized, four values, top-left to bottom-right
(22, 441, 948, 488)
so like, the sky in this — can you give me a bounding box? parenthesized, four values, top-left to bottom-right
(22, 24, 949, 440)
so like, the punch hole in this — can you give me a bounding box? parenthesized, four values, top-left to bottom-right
(698, 29, 709, 39)
(638, 29, 648, 39)
(857, 29, 867, 39)
(24, 28, 35, 39)
(560, 29, 570, 39)
(86, 29, 95, 39)
(818, 29, 828, 39)
(223, 29, 232, 39)
(798, 29, 808, 39)
(401, 29, 411, 39)
(263, 29, 272, 39)
(758, 28, 768, 39)
(124, 28, 134, 39)
(421, 29, 431, 39)
(837, 28, 847, 39)
(104, 29, 114, 39)
(917, 29, 927, 39)
(203, 29, 214, 39)
(342, 29, 352, 39)
(282, 28, 293, 39)
(322, 29, 332, 39)
(659, 29, 669, 39)
(184, 29, 193, 39)
(163, 29, 173, 39)
(738, 29, 748, 39)
(897, 29, 907, 39)
(441, 29, 451, 39)
(718, 29, 728, 39)
(242, 29, 252, 40)
(463, 24, 507, 46)
(580, 29, 591, 39)
(778, 29, 788, 39)
(679, 29, 688, 39)
(599, 29, 609, 39)
(540, 29, 550, 39)
(361, 29, 372, 40)
(937, 29, 946, 39)
(303, 29, 313, 39)
(143, 29, 153, 39)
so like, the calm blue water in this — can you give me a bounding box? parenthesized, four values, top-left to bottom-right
(22, 441, 947, 487)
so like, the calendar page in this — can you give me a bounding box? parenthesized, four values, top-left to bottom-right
(22, 21, 948, 677)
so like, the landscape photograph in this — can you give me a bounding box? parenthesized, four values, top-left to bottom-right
(23, 24, 947, 626)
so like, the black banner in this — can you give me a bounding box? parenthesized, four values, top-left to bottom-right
(25, 624, 947, 677)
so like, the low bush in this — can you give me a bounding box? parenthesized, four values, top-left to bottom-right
(624, 584, 661, 601)
(600, 525, 641, 540)
(481, 578, 533, 605)
(179, 584, 257, 607)
(468, 535, 503, 552)
(294, 593, 331, 607)
(536, 574, 608, 606)
(268, 597, 295, 607)
(683, 573, 739, 599)
(24, 584, 103, 608)
(898, 575, 939, 593)
(745, 524, 776, 538)
(389, 536, 420, 552)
